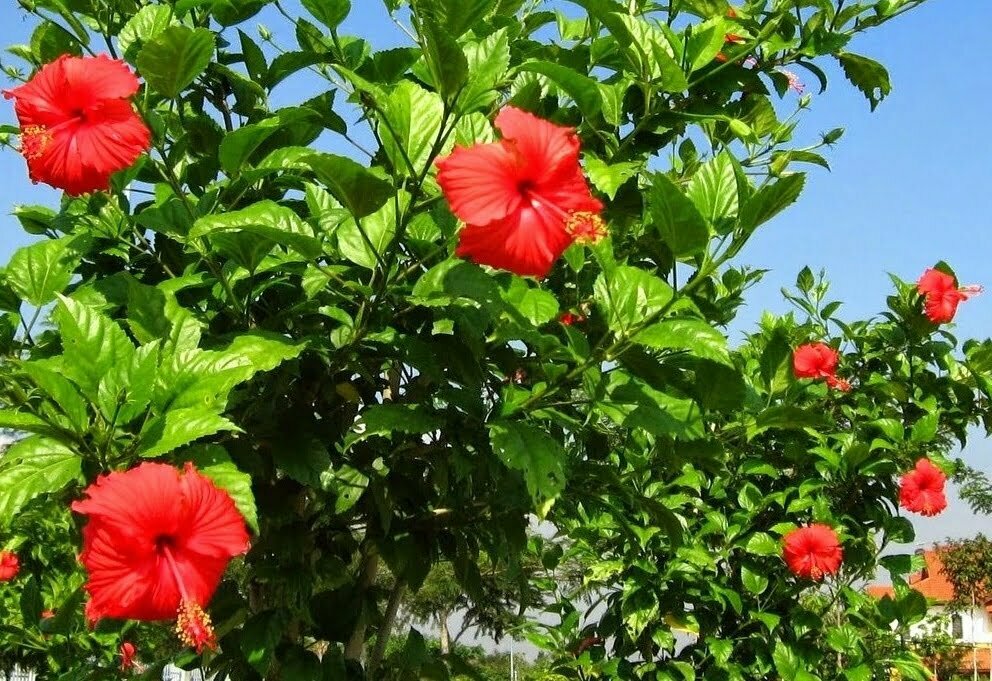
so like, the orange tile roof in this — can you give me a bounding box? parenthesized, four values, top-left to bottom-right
(867, 549, 957, 603)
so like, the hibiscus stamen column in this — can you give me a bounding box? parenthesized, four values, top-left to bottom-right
(160, 542, 217, 652)
(526, 193, 607, 245)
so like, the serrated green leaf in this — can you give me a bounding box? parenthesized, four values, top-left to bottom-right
(53, 296, 135, 401)
(634, 319, 731, 365)
(594, 266, 674, 335)
(137, 26, 215, 98)
(378, 81, 445, 177)
(305, 153, 394, 219)
(118, 5, 174, 58)
(6, 237, 82, 307)
(837, 52, 891, 110)
(687, 152, 738, 231)
(0, 436, 81, 527)
(585, 157, 639, 200)
(739, 173, 805, 232)
(489, 421, 565, 507)
(647, 172, 710, 258)
(138, 408, 240, 458)
(518, 60, 602, 117)
(300, 0, 350, 30)
(190, 200, 320, 260)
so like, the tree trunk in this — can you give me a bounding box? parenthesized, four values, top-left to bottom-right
(439, 610, 451, 655)
(974, 592, 979, 681)
(368, 580, 406, 673)
(344, 546, 380, 662)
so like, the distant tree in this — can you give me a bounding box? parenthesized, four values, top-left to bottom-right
(955, 466, 992, 515)
(939, 536, 992, 681)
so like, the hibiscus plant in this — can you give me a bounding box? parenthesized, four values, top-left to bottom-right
(0, 0, 988, 679)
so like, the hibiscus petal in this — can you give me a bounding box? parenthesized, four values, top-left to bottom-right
(495, 107, 582, 187)
(61, 53, 142, 101)
(4, 55, 75, 127)
(436, 141, 523, 225)
(72, 463, 185, 542)
(455, 202, 573, 278)
(178, 465, 250, 560)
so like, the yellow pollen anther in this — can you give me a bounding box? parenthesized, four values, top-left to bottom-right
(175, 600, 217, 653)
(565, 211, 607, 244)
(20, 125, 52, 160)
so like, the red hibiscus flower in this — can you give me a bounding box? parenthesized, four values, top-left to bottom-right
(3, 54, 151, 196)
(917, 268, 981, 324)
(0, 550, 19, 581)
(72, 462, 249, 652)
(792, 343, 850, 391)
(783, 524, 843, 580)
(899, 458, 948, 517)
(120, 641, 137, 671)
(436, 106, 606, 278)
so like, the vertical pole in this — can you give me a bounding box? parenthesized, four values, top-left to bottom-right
(509, 638, 515, 681)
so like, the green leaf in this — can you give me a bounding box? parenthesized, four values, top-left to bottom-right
(773, 641, 801, 681)
(518, 61, 602, 117)
(748, 406, 828, 438)
(0, 437, 81, 528)
(0, 410, 58, 436)
(53, 296, 135, 401)
(741, 563, 769, 595)
(117, 5, 174, 58)
(459, 29, 510, 112)
(412, 259, 500, 305)
(687, 151, 738, 231)
(219, 117, 283, 176)
(31, 21, 82, 63)
(489, 421, 566, 507)
(337, 192, 408, 269)
(321, 464, 369, 514)
(305, 153, 394, 219)
(5, 236, 82, 307)
(416, 0, 495, 39)
(415, 10, 468, 100)
(739, 173, 805, 232)
(300, 0, 350, 30)
(96, 342, 158, 426)
(20, 362, 89, 433)
(613, 13, 688, 91)
(584, 157, 640, 201)
(347, 404, 443, 448)
(189, 200, 321, 260)
(910, 412, 939, 443)
(594, 266, 674, 335)
(137, 26, 215, 98)
(378, 81, 445, 177)
(138, 408, 240, 458)
(745, 532, 780, 557)
(242, 611, 283, 676)
(837, 52, 891, 111)
(20, 574, 42, 623)
(503, 283, 559, 326)
(634, 319, 731, 365)
(647, 172, 710, 258)
(759, 327, 793, 394)
(189, 445, 259, 534)
(686, 17, 728, 72)
(157, 332, 306, 413)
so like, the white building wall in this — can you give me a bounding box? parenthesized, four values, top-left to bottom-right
(911, 605, 992, 644)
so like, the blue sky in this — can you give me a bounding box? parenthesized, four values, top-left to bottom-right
(1, 1, 990, 546)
